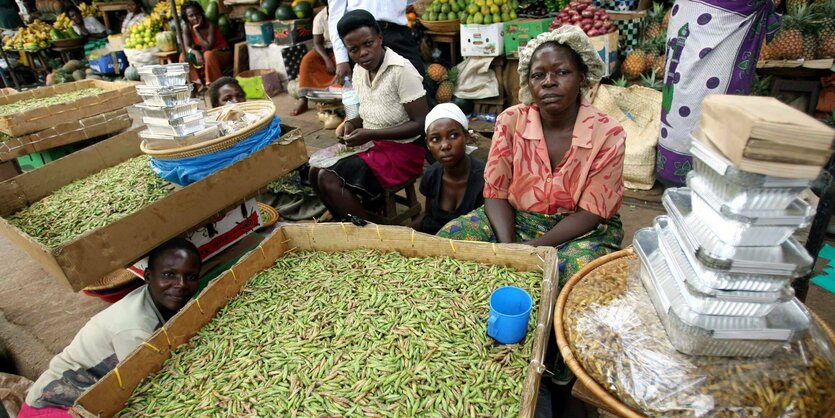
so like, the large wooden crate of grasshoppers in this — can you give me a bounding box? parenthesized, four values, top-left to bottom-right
(0, 108, 132, 162)
(71, 224, 559, 418)
(0, 79, 141, 137)
(0, 124, 308, 292)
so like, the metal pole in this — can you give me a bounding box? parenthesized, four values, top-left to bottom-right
(169, 0, 183, 54)
(794, 155, 835, 301)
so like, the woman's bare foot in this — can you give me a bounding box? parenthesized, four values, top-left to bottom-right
(291, 97, 308, 116)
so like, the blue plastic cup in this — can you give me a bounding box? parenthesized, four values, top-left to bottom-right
(487, 286, 533, 344)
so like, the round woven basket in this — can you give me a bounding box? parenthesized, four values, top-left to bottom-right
(554, 248, 835, 418)
(140, 100, 277, 160)
(257, 202, 280, 229)
(418, 19, 460, 32)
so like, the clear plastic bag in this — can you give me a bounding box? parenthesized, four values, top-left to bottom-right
(562, 254, 835, 417)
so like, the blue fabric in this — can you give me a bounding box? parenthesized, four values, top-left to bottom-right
(150, 116, 282, 186)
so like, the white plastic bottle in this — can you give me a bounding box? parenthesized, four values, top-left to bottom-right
(341, 76, 360, 120)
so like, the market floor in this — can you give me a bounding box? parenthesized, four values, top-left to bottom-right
(1, 93, 833, 386)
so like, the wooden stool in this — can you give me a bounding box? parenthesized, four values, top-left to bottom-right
(425, 30, 461, 65)
(366, 177, 422, 226)
(155, 50, 179, 65)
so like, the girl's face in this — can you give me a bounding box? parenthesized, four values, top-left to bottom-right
(342, 26, 384, 72)
(427, 118, 467, 168)
(217, 84, 245, 106)
(528, 44, 585, 115)
(127, 1, 141, 14)
(145, 249, 201, 318)
(185, 7, 203, 27)
(68, 10, 82, 24)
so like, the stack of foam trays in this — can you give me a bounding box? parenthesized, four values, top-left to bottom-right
(135, 63, 219, 141)
(633, 139, 816, 358)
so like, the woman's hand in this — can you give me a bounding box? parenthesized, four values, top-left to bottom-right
(343, 128, 373, 147)
(192, 24, 201, 33)
(324, 59, 336, 75)
(336, 120, 354, 138)
(335, 62, 352, 82)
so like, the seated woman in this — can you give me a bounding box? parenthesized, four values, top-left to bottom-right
(19, 238, 202, 418)
(179, 1, 231, 93)
(121, 0, 146, 35)
(438, 26, 625, 286)
(208, 76, 245, 108)
(415, 103, 484, 235)
(292, 0, 336, 115)
(308, 10, 429, 221)
(67, 6, 106, 38)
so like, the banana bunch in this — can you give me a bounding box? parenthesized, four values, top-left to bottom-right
(5, 20, 51, 50)
(78, 3, 100, 17)
(153, 0, 184, 18)
(54, 13, 73, 30)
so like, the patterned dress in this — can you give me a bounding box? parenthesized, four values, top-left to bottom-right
(438, 99, 626, 287)
(656, 0, 779, 186)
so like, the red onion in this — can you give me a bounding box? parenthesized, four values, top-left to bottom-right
(588, 29, 600, 36)
(593, 20, 603, 28)
(581, 22, 592, 31)
(581, 9, 593, 17)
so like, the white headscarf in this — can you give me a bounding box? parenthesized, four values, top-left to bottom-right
(517, 25, 605, 105)
(424, 103, 469, 133)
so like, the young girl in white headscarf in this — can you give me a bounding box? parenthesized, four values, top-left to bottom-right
(413, 103, 485, 234)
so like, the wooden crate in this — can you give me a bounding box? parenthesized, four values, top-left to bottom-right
(0, 79, 140, 137)
(0, 108, 132, 162)
(72, 224, 559, 418)
(0, 125, 308, 291)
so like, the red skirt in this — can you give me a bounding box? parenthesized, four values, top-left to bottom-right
(357, 140, 424, 188)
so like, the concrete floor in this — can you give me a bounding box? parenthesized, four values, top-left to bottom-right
(1, 93, 833, 381)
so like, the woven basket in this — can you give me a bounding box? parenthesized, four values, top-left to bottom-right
(257, 202, 280, 228)
(83, 269, 142, 292)
(140, 100, 277, 160)
(419, 19, 460, 32)
(554, 249, 835, 417)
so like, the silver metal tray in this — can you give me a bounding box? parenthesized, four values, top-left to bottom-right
(690, 137, 811, 188)
(136, 85, 191, 107)
(135, 100, 201, 120)
(634, 228, 811, 358)
(142, 112, 206, 136)
(687, 176, 811, 247)
(139, 124, 219, 142)
(662, 188, 813, 277)
(654, 216, 791, 317)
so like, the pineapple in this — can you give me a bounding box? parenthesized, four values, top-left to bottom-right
(612, 75, 629, 88)
(435, 67, 458, 103)
(750, 74, 773, 96)
(788, 0, 808, 15)
(814, 0, 835, 58)
(427, 63, 448, 83)
(645, 36, 666, 78)
(643, 3, 666, 41)
(768, 7, 811, 60)
(622, 43, 648, 79)
(639, 70, 663, 91)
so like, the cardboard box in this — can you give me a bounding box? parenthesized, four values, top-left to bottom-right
(126, 198, 262, 277)
(72, 224, 559, 418)
(503, 19, 551, 59)
(0, 79, 140, 137)
(272, 18, 313, 46)
(0, 126, 308, 291)
(460, 23, 504, 57)
(245, 21, 276, 46)
(590, 30, 619, 77)
(0, 108, 131, 162)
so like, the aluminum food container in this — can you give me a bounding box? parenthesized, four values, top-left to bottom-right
(139, 124, 220, 142)
(634, 228, 811, 358)
(654, 216, 791, 317)
(136, 85, 191, 107)
(135, 100, 201, 120)
(687, 172, 814, 247)
(689, 138, 810, 211)
(138, 64, 190, 87)
(663, 188, 814, 278)
(143, 113, 206, 136)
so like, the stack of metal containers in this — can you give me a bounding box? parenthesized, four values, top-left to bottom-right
(134, 63, 218, 141)
(634, 136, 817, 358)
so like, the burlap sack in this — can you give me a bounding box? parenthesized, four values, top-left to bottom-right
(591, 84, 661, 190)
